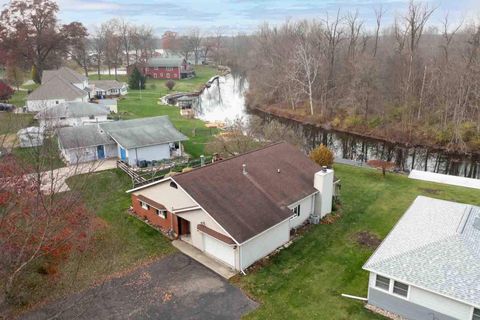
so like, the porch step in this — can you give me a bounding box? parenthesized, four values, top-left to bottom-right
(172, 240, 237, 279)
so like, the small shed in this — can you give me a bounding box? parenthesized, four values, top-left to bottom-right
(17, 127, 44, 148)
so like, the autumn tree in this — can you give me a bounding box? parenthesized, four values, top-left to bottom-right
(309, 144, 334, 167)
(0, 0, 88, 83)
(367, 159, 396, 176)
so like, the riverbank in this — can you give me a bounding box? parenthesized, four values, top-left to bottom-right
(249, 103, 480, 158)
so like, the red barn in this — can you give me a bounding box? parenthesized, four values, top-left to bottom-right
(142, 57, 195, 80)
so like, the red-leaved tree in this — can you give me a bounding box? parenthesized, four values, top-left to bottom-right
(0, 80, 14, 101)
(0, 155, 93, 304)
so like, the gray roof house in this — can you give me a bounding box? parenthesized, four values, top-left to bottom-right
(90, 80, 127, 98)
(57, 116, 188, 166)
(35, 102, 110, 129)
(364, 196, 480, 320)
(27, 67, 90, 112)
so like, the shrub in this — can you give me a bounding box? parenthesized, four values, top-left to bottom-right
(165, 80, 176, 91)
(309, 144, 334, 167)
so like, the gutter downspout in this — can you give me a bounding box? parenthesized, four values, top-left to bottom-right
(239, 245, 246, 275)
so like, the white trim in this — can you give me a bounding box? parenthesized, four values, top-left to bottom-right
(198, 229, 236, 247)
(172, 206, 201, 213)
(126, 176, 172, 193)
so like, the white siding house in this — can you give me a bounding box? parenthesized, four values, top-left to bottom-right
(35, 102, 110, 129)
(128, 143, 337, 274)
(26, 67, 91, 112)
(364, 197, 480, 320)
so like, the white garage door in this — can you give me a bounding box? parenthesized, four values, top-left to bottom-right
(203, 235, 235, 267)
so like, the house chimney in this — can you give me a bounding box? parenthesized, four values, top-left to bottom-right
(242, 164, 247, 175)
(313, 168, 334, 217)
(200, 155, 205, 167)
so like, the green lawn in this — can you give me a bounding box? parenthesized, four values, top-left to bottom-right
(11, 138, 65, 171)
(238, 164, 480, 320)
(0, 112, 34, 135)
(90, 66, 219, 158)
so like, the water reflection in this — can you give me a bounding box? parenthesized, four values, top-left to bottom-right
(195, 73, 249, 123)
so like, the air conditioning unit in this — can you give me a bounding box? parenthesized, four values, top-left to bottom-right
(309, 214, 320, 225)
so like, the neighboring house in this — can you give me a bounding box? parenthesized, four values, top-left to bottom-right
(26, 67, 90, 112)
(141, 57, 195, 79)
(127, 142, 336, 272)
(57, 116, 188, 166)
(35, 102, 110, 129)
(363, 196, 480, 320)
(90, 80, 127, 98)
(100, 116, 188, 167)
(97, 99, 118, 113)
(58, 126, 117, 163)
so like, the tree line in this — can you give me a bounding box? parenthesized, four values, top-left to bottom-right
(0, 0, 227, 84)
(244, 1, 480, 154)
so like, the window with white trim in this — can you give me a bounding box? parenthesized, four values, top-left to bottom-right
(140, 201, 149, 210)
(292, 204, 301, 217)
(156, 209, 167, 219)
(393, 281, 409, 297)
(375, 275, 390, 291)
(473, 308, 480, 320)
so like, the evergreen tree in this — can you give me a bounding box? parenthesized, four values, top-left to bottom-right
(128, 67, 146, 90)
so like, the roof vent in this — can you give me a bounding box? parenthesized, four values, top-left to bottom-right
(474, 217, 480, 231)
(277, 168, 281, 173)
(242, 164, 247, 175)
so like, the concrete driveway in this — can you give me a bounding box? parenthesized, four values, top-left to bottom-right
(21, 253, 257, 320)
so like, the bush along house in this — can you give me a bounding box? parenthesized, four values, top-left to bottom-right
(135, 57, 195, 80)
(127, 142, 339, 272)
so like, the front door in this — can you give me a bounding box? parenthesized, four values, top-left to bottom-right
(177, 217, 190, 236)
(120, 147, 126, 161)
(97, 145, 105, 159)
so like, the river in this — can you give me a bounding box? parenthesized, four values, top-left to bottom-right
(196, 73, 480, 179)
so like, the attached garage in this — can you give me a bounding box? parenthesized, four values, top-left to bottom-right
(203, 234, 235, 267)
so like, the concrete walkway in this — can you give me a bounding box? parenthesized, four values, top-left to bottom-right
(36, 159, 117, 194)
(173, 240, 237, 279)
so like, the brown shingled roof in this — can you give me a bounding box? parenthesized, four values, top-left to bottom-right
(173, 142, 322, 243)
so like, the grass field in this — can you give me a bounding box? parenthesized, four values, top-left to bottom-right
(90, 66, 219, 158)
(238, 164, 480, 320)
(0, 112, 34, 135)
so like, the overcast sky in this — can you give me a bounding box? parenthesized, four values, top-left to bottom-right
(1, 0, 478, 34)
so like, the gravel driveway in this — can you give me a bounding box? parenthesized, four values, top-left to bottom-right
(21, 253, 257, 320)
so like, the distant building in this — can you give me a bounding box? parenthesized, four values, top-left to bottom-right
(135, 57, 195, 80)
(89, 80, 127, 98)
(161, 31, 178, 50)
(26, 67, 90, 112)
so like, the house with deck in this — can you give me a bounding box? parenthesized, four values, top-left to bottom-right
(57, 116, 187, 166)
(363, 196, 480, 320)
(35, 102, 110, 129)
(127, 142, 337, 272)
(26, 67, 90, 112)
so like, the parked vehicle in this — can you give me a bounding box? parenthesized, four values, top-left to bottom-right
(0, 103, 14, 112)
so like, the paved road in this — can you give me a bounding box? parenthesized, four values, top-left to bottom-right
(21, 253, 257, 320)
